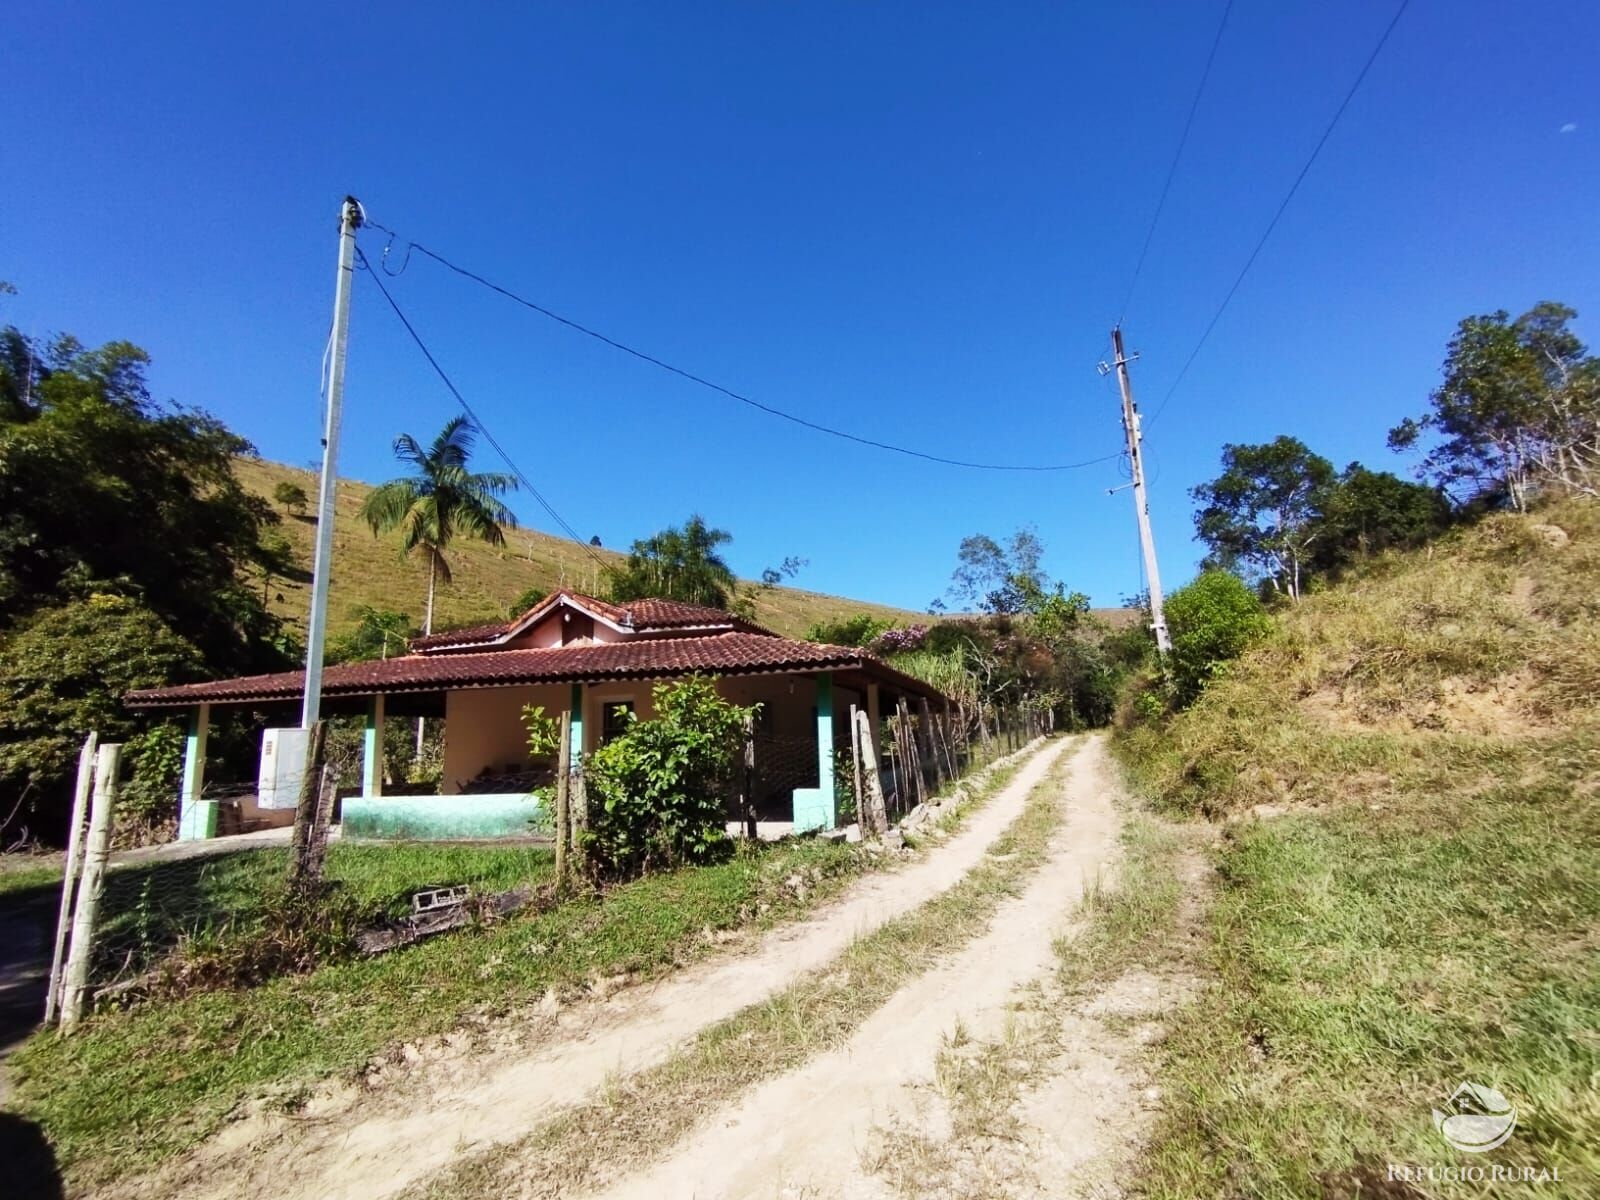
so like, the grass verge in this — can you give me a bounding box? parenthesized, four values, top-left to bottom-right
(6, 837, 865, 1188)
(1113, 501, 1600, 1197)
(8, 739, 1048, 1189)
(405, 739, 1074, 1200)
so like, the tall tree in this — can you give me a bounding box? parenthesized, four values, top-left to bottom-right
(1191, 437, 1335, 601)
(947, 528, 1047, 613)
(1388, 302, 1600, 510)
(358, 416, 518, 636)
(0, 327, 286, 673)
(607, 515, 737, 608)
(1308, 463, 1451, 577)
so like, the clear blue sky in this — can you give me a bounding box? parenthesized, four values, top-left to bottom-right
(5, 1, 1596, 611)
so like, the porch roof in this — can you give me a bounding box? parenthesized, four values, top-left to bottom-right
(125, 630, 949, 709)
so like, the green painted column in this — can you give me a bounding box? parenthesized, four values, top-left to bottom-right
(178, 703, 216, 841)
(363, 694, 386, 797)
(569, 683, 585, 761)
(792, 672, 836, 832)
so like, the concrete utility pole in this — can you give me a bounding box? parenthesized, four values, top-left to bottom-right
(1107, 327, 1172, 656)
(302, 197, 364, 728)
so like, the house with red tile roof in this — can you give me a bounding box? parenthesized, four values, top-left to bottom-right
(127, 590, 951, 840)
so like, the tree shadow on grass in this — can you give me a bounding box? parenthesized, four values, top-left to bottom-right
(0, 1111, 63, 1199)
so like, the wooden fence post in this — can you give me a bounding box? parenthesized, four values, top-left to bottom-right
(61, 742, 121, 1029)
(742, 711, 757, 841)
(554, 717, 571, 887)
(855, 711, 888, 837)
(918, 699, 946, 792)
(45, 732, 98, 1025)
(847, 704, 864, 826)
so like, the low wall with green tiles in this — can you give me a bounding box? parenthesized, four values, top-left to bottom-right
(340, 792, 548, 840)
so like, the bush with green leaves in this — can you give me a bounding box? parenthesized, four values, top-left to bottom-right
(581, 676, 751, 877)
(0, 594, 203, 839)
(1164, 570, 1272, 708)
(804, 613, 892, 647)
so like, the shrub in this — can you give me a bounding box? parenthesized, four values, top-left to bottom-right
(804, 613, 891, 647)
(1164, 570, 1271, 708)
(581, 676, 752, 877)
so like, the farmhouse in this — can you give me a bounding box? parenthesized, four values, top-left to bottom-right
(126, 590, 950, 840)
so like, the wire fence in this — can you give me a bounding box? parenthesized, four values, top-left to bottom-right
(41, 701, 1054, 1028)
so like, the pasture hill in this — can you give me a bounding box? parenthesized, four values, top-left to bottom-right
(233, 458, 929, 640)
(1118, 499, 1599, 1195)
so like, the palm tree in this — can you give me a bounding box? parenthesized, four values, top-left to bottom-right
(607, 514, 737, 608)
(359, 416, 519, 637)
(361, 418, 517, 757)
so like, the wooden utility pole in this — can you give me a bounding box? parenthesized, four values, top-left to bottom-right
(554, 719, 572, 887)
(1106, 327, 1172, 656)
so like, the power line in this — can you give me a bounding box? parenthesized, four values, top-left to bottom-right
(361, 224, 1120, 473)
(1117, 0, 1235, 325)
(1146, 0, 1412, 426)
(354, 246, 612, 574)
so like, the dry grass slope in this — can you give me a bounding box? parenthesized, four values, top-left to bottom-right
(1117, 498, 1600, 1197)
(235, 458, 930, 640)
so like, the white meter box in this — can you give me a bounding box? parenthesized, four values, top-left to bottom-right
(258, 726, 311, 810)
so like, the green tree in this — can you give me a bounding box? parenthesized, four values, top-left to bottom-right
(327, 605, 415, 663)
(947, 528, 1047, 613)
(1164, 570, 1271, 708)
(1309, 463, 1451, 577)
(272, 480, 309, 516)
(0, 328, 287, 673)
(358, 415, 519, 637)
(1191, 437, 1336, 601)
(1388, 302, 1600, 510)
(0, 595, 204, 838)
(581, 676, 751, 876)
(507, 586, 548, 618)
(606, 514, 737, 608)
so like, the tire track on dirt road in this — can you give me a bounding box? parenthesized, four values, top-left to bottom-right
(122, 737, 1072, 1200)
(583, 734, 1121, 1200)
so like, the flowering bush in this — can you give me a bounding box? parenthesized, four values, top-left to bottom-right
(872, 624, 929, 655)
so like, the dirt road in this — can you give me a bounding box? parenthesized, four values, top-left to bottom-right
(584, 734, 1124, 1200)
(121, 737, 1073, 1200)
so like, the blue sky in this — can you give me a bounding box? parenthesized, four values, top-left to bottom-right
(5, 1, 1595, 611)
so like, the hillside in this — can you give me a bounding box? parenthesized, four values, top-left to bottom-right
(234, 458, 932, 641)
(1117, 499, 1599, 1195)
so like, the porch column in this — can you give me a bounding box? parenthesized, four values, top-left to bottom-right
(792, 672, 836, 832)
(569, 683, 586, 760)
(363, 694, 386, 797)
(178, 703, 216, 841)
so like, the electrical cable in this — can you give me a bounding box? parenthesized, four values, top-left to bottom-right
(354, 246, 612, 573)
(359, 223, 1120, 473)
(1117, 0, 1235, 325)
(1145, 0, 1412, 427)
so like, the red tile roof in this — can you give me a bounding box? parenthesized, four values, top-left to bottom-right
(126, 631, 945, 708)
(407, 590, 768, 652)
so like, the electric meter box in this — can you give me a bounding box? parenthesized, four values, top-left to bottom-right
(258, 727, 311, 810)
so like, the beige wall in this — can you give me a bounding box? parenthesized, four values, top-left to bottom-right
(442, 683, 570, 793)
(439, 672, 858, 788)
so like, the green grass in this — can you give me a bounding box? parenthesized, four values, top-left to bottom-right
(7, 836, 868, 1188)
(0, 859, 63, 900)
(1115, 499, 1600, 1197)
